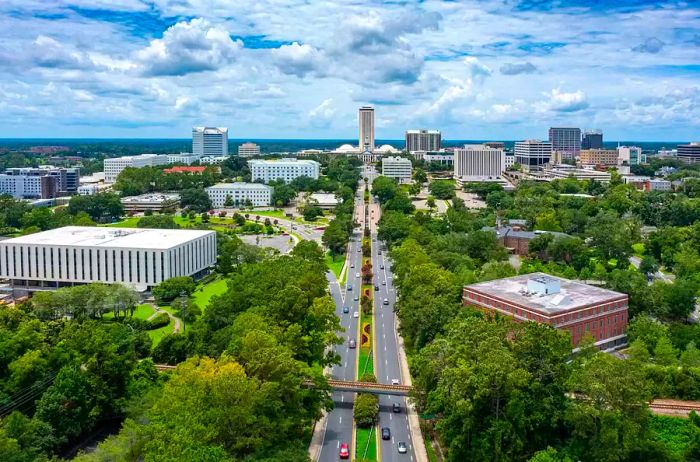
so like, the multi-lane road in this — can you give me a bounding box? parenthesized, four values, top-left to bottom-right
(317, 165, 417, 461)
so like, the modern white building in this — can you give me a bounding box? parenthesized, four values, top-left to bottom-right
(405, 130, 441, 152)
(0, 226, 217, 292)
(542, 164, 611, 182)
(192, 127, 228, 157)
(0, 167, 80, 199)
(308, 193, 340, 210)
(199, 156, 228, 165)
(248, 158, 320, 184)
(358, 106, 375, 152)
(103, 154, 169, 183)
(454, 144, 505, 181)
(167, 153, 201, 165)
(504, 152, 516, 170)
(381, 156, 413, 182)
(515, 140, 553, 172)
(206, 182, 272, 207)
(617, 146, 646, 166)
(238, 142, 261, 158)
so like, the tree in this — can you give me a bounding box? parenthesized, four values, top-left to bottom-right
(681, 342, 700, 368)
(413, 168, 428, 184)
(152, 276, 197, 304)
(585, 210, 639, 263)
(322, 219, 349, 258)
(428, 180, 455, 199)
(384, 191, 415, 214)
(371, 176, 398, 204)
(180, 188, 212, 212)
(653, 335, 678, 365)
(291, 240, 325, 263)
(68, 193, 124, 224)
(270, 181, 297, 206)
(426, 195, 436, 212)
(302, 203, 323, 221)
(223, 194, 234, 207)
(639, 255, 659, 276)
(354, 393, 379, 428)
(137, 214, 180, 229)
(377, 211, 411, 247)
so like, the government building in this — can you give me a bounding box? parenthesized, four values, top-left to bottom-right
(463, 273, 628, 350)
(0, 226, 217, 293)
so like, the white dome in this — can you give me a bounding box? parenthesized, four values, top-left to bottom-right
(377, 144, 398, 152)
(335, 144, 356, 152)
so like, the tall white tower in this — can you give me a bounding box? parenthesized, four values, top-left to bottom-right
(192, 127, 229, 157)
(358, 106, 375, 152)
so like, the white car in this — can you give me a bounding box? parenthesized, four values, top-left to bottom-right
(356, 272, 360, 278)
(353, 312, 359, 318)
(391, 378, 399, 385)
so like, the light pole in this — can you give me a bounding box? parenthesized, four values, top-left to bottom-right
(179, 290, 187, 333)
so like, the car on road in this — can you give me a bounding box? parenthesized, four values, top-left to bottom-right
(357, 248, 361, 252)
(348, 338, 356, 349)
(393, 402, 401, 413)
(391, 378, 399, 385)
(380, 264, 384, 269)
(356, 272, 360, 278)
(343, 306, 349, 313)
(347, 285, 352, 291)
(381, 427, 391, 440)
(378, 251, 382, 255)
(353, 295, 359, 301)
(397, 442, 407, 454)
(383, 298, 389, 305)
(382, 281, 386, 286)
(353, 312, 359, 318)
(374, 285, 379, 291)
(350, 263, 354, 268)
(339, 442, 349, 459)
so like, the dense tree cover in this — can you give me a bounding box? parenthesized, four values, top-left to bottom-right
(428, 180, 456, 199)
(0, 196, 97, 236)
(180, 188, 212, 213)
(67, 193, 124, 224)
(137, 214, 180, 229)
(30, 283, 139, 320)
(113, 166, 219, 197)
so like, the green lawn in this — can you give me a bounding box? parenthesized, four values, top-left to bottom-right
(250, 209, 287, 219)
(106, 217, 139, 228)
(359, 284, 374, 377)
(133, 303, 156, 320)
(355, 426, 377, 462)
(192, 278, 228, 312)
(325, 252, 345, 278)
(147, 319, 172, 346)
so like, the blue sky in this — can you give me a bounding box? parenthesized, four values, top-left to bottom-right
(0, 0, 698, 141)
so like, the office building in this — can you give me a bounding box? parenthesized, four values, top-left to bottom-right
(248, 158, 320, 184)
(543, 164, 611, 182)
(192, 127, 228, 157)
(167, 153, 201, 165)
(205, 183, 272, 207)
(484, 141, 505, 150)
(463, 273, 628, 350)
(678, 143, 700, 164)
(515, 140, 552, 172)
(579, 149, 619, 166)
(358, 106, 375, 152)
(504, 152, 515, 170)
(104, 154, 169, 183)
(0, 226, 217, 292)
(454, 144, 505, 180)
(582, 130, 603, 149)
(412, 151, 454, 167)
(0, 167, 80, 199)
(405, 130, 441, 152)
(121, 193, 180, 213)
(548, 127, 581, 161)
(622, 176, 672, 192)
(381, 156, 413, 182)
(238, 142, 261, 158)
(617, 146, 646, 166)
(308, 193, 340, 210)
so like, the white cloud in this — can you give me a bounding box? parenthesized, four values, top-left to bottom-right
(539, 88, 589, 113)
(135, 18, 242, 76)
(271, 42, 324, 77)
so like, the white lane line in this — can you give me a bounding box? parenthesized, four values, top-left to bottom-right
(337, 441, 340, 449)
(341, 395, 344, 402)
(339, 416, 342, 424)
(389, 413, 392, 420)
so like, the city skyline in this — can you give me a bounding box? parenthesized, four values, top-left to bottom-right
(0, 1, 698, 141)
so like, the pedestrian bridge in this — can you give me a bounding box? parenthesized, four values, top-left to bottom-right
(155, 364, 411, 396)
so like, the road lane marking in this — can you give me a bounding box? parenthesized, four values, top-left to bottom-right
(339, 416, 342, 424)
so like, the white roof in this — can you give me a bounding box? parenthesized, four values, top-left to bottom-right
(207, 182, 272, 190)
(310, 193, 339, 205)
(2, 226, 214, 250)
(248, 158, 319, 166)
(377, 144, 399, 152)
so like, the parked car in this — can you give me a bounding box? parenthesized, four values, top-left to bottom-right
(397, 442, 407, 454)
(349, 338, 356, 349)
(339, 442, 350, 459)
(393, 402, 401, 413)
(381, 427, 391, 440)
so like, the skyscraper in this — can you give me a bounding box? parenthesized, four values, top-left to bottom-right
(548, 127, 581, 161)
(192, 127, 229, 157)
(582, 130, 603, 149)
(405, 129, 441, 152)
(358, 106, 375, 152)
(515, 140, 552, 171)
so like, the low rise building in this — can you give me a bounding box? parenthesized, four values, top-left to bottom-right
(622, 176, 673, 192)
(238, 142, 261, 157)
(163, 166, 207, 174)
(120, 193, 180, 213)
(411, 150, 454, 167)
(542, 164, 611, 182)
(0, 226, 217, 292)
(308, 193, 340, 210)
(381, 156, 413, 182)
(205, 182, 272, 207)
(249, 158, 320, 184)
(167, 153, 201, 165)
(485, 226, 569, 256)
(579, 149, 618, 166)
(463, 273, 628, 350)
(104, 154, 169, 183)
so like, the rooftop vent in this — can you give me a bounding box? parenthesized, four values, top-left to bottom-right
(527, 276, 561, 296)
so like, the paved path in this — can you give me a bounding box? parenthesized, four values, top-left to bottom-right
(147, 303, 181, 334)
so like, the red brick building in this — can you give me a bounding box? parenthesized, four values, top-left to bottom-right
(163, 166, 207, 174)
(463, 273, 628, 350)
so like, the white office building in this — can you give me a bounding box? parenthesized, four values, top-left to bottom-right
(206, 183, 273, 207)
(617, 146, 646, 165)
(504, 152, 515, 170)
(103, 154, 169, 183)
(248, 158, 320, 184)
(199, 156, 228, 165)
(192, 127, 228, 157)
(454, 144, 505, 180)
(381, 156, 413, 182)
(515, 140, 553, 172)
(0, 226, 217, 292)
(238, 142, 261, 158)
(167, 153, 201, 165)
(405, 130, 441, 152)
(359, 106, 375, 152)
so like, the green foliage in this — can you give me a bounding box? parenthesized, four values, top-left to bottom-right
(354, 393, 379, 428)
(290, 240, 325, 264)
(428, 180, 455, 200)
(151, 276, 197, 304)
(68, 193, 124, 224)
(137, 214, 180, 229)
(180, 188, 212, 213)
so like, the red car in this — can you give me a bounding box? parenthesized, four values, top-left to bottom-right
(339, 442, 349, 459)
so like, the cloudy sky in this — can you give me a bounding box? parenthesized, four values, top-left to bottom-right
(0, 0, 698, 141)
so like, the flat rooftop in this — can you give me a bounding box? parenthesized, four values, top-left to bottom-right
(2, 226, 213, 250)
(465, 272, 626, 314)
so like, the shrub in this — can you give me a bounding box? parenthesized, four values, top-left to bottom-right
(148, 312, 170, 330)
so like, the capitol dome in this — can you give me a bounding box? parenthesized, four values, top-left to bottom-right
(377, 144, 399, 153)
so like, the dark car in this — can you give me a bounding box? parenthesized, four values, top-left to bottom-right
(381, 427, 391, 440)
(347, 285, 353, 291)
(374, 285, 379, 291)
(392, 402, 401, 413)
(343, 306, 350, 313)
